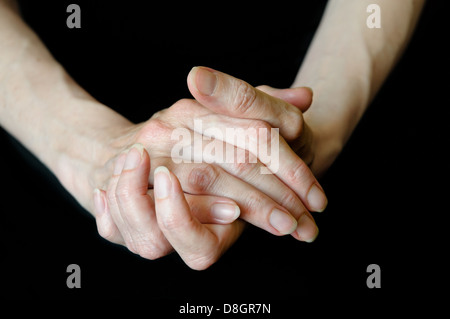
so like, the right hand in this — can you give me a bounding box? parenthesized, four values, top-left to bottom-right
(94, 144, 246, 270)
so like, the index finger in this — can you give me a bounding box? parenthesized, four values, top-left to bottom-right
(187, 66, 311, 141)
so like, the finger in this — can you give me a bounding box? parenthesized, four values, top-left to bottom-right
(187, 66, 309, 141)
(146, 98, 312, 163)
(154, 166, 245, 270)
(93, 188, 124, 245)
(256, 85, 313, 113)
(185, 114, 326, 213)
(166, 124, 310, 221)
(147, 189, 240, 225)
(112, 144, 172, 259)
(105, 150, 129, 241)
(151, 160, 319, 241)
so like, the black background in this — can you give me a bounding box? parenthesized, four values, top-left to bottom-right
(1, 0, 447, 305)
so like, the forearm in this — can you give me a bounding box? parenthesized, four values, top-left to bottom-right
(292, 0, 424, 175)
(0, 2, 131, 210)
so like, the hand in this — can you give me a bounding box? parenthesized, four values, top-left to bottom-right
(187, 67, 327, 212)
(153, 164, 245, 270)
(255, 84, 315, 165)
(94, 144, 245, 270)
(90, 67, 325, 269)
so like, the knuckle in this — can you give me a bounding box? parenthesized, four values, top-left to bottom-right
(150, 109, 165, 120)
(243, 191, 264, 214)
(249, 119, 272, 132)
(279, 190, 300, 211)
(96, 215, 123, 245)
(97, 221, 117, 242)
(106, 190, 118, 205)
(135, 244, 164, 260)
(186, 251, 219, 271)
(232, 81, 257, 114)
(127, 237, 166, 260)
(231, 156, 254, 176)
(187, 164, 219, 194)
(137, 118, 172, 143)
(170, 98, 193, 112)
(160, 213, 183, 231)
(159, 211, 194, 233)
(249, 120, 272, 145)
(286, 160, 312, 185)
(146, 118, 170, 133)
(115, 183, 132, 203)
(121, 208, 144, 228)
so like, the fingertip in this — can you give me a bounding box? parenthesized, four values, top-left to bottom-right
(94, 189, 121, 242)
(154, 166, 172, 200)
(123, 143, 145, 171)
(295, 214, 319, 243)
(130, 142, 145, 154)
(269, 208, 298, 235)
(210, 202, 240, 224)
(303, 86, 314, 97)
(234, 204, 241, 219)
(307, 184, 328, 213)
(115, 144, 151, 199)
(282, 87, 313, 111)
(187, 66, 197, 90)
(295, 87, 313, 112)
(154, 165, 170, 177)
(189, 66, 217, 97)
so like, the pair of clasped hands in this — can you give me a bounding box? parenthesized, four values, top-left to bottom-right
(92, 67, 328, 270)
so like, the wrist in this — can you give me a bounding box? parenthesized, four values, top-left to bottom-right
(52, 99, 134, 211)
(303, 84, 367, 177)
(293, 66, 371, 176)
(307, 117, 344, 177)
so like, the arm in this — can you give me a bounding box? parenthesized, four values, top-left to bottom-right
(0, 0, 131, 211)
(292, 0, 425, 176)
(1, 0, 324, 267)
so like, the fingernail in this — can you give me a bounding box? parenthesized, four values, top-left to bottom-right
(154, 166, 172, 199)
(296, 214, 319, 243)
(211, 203, 240, 223)
(93, 188, 105, 215)
(269, 208, 297, 235)
(193, 67, 217, 96)
(113, 152, 127, 175)
(307, 184, 328, 212)
(123, 143, 144, 170)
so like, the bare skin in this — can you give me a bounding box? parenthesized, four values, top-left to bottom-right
(0, 0, 424, 269)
